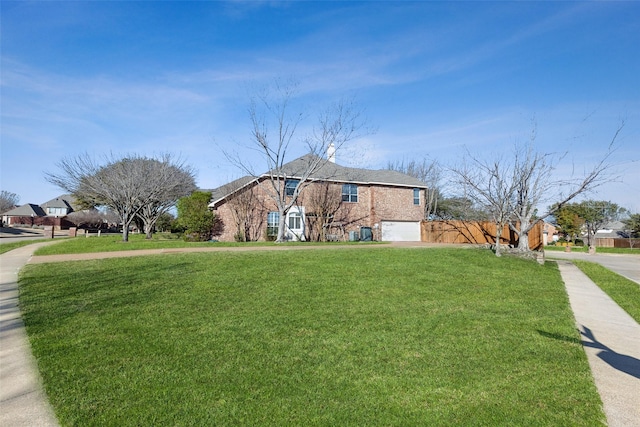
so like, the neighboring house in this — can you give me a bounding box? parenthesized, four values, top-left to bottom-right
(542, 222, 559, 245)
(591, 220, 640, 248)
(209, 154, 428, 242)
(1, 195, 76, 229)
(40, 195, 76, 217)
(1, 203, 47, 226)
(593, 220, 628, 239)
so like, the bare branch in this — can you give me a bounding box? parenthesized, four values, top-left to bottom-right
(46, 153, 196, 241)
(223, 80, 371, 242)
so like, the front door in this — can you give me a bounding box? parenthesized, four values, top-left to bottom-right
(286, 207, 305, 241)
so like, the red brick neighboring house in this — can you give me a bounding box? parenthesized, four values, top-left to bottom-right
(209, 154, 428, 242)
(1, 195, 76, 229)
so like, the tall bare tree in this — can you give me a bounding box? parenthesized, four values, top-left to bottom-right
(135, 157, 197, 239)
(226, 81, 369, 242)
(451, 120, 623, 255)
(451, 153, 517, 256)
(46, 153, 195, 242)
(0, 190, 20, 214)
(508, 123, 622, 251)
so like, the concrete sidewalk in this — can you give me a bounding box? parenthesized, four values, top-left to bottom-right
(558, 261, 640, 427)
(0, 242, 60, 427)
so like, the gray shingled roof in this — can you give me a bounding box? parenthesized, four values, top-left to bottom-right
(41, 195, 75, 210)
(210, 154, 427, 206)
(279, 154, 428, 188)
(2, 203, 46, 217)
(209, 176, 258, 205)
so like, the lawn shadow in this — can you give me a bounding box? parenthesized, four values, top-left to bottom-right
(538, 327, 640, 379)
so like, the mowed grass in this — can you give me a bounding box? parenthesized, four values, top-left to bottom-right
(33, 233, 236, 255)
(573, 260, 640, 324)
(33, 233, 377, 256)
(19, 248, 604, 426)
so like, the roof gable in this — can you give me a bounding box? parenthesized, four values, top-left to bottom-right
(2, 203, 46, 217)
(209, 176, 259, 206)
(41, 194, 75, 210)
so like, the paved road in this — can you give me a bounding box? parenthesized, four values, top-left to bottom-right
(546, 251, 640, 284)
(0, 227, 69, 244)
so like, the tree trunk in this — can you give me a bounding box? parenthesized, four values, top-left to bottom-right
(122, 225, 130, 242)
(494, 226, 502, 257)
(517, 232, 529, 251)
(276, 210, 288, 242)
(145, 222, 154, 239)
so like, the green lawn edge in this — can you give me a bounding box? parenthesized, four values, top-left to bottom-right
(32, 233, 386, 256)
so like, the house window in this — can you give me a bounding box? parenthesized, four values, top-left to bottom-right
(47, 207, 66, 216)
(342, 184, 358, 203)
(267, 212, 279, 237)
(413, 188, 420, 206)
(285, 179, 299, 197)
(288, 211, 302, 230)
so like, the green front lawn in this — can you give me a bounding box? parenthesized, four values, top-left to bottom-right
(19, 248, 603, 426)
(32, 232, 238, 255)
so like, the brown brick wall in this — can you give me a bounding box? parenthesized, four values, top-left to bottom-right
(368, 185, 424, 224)
(212, 178, 425, 242)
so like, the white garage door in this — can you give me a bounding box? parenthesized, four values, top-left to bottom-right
(381, 221, 421, 242)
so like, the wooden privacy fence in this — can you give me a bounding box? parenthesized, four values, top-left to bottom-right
(595, 238, 640, 249)
(421, 220, 544, 251)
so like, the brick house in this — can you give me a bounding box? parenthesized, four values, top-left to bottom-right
(1, 195, 76, 229)
(209, 154, 428, 242)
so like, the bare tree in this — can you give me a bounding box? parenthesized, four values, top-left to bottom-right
(226, 81, 369, 242)
(509, 122, 622, 251)
(450, 153, 517, 256)
(305, 182, 344, 241)
(507, 139, 555, 251)
(451, 121, 623, 255)
(66, 209, 107, 229)
(0, 190, 20, 214)
(46, 153, 195, 242)
(222, 180, 266, 242)
(135, 157, 197, 239)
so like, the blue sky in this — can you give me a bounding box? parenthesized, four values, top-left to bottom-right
(2, 1, 639, 213)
